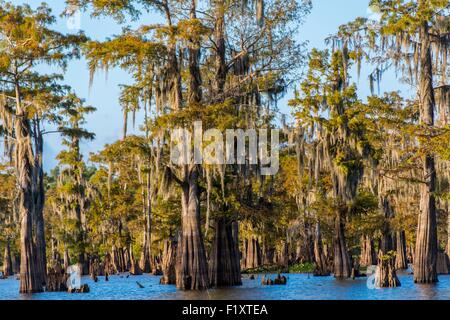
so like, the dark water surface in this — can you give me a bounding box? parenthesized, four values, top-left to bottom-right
(1, 272, 449, 300)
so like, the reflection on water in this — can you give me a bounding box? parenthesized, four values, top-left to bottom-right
(1, 272, 449, 300)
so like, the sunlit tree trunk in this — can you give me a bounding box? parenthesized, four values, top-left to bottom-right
(207, 0, 242, 287)
(73, 134, 87, 275)
(160, 237, 177, 284)
(209, 218, 242, 287)
(376, 252, 401, 288)
(395, 231, 408, 270)
(313, 222, 329, 276)
(175, 0, 209, 290)
(360, 235, 377, 267)
(379, 196, 394, 254)
(414, 20, 438, 283)
(139, 160, 152, 273)
(64, 248, 70, 271)
(376, 194, 401, 287)
(33, 122, 47, 285)
(15, 81, 42, 293)
(3, 240, 13, 277)
(176, 177, 209, 289)
(333, 206, 351, 278)
(13, 253, 20, 275)
(145, 165, 153, 271)
(242, 235, 262, 269)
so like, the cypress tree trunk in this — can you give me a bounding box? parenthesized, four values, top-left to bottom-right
(104, 252, 115, 275)
(395, 231, 408, 270)
(360, 235, 377, 266)
(63, 248, 70, 271)
(75, 212, 86, 275)
(160, 237, 177, 284)
(242, 236, 262, 269)
(13, 253, 20, 275)
(230, 221, 241, 280)
(278, 240, 289, 269)
(380, 196, 394, 254)
(176, 175, 209, 290)
(376, 194, 401, 286)
(140, 243, 151, 273)
(129, 245, 142, 275)
(214, 0, 226, 96)
(120, 247, 126, 272)
(414, 20, 438, 283)
(146, 171, 152, 271)
(295, 241, 302, 263)
(3, 240, 13, 277)
(125, 247, 131, 271)
(174, 0, 209, 291)
(46, 261, 68, 292)
(333, 207, 351, 278)
(436, 251, 449, 274)
(209, 218, 242, 287)
(15, 81, 42, 293)
(33, 123, 47, 286)
(313, 222, 330, 276)
(139, 165, 152, 273)
(263, 243, 275, 265)
(376, 251, 401, 288)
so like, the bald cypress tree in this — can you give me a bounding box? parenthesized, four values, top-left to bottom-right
(364, 0, 449, 283)
(290, 48, 372, 278)
(0, 2, 85, 293)
(56, 94, 95, 275)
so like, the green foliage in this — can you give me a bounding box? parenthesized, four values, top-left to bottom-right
(289, 262, 315, 273)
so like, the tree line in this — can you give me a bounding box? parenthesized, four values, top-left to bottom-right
(0, 0, 449, 293)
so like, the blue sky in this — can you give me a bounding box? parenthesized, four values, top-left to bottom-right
(8, 0, 414, 171)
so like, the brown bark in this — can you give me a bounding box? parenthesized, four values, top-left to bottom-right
(120, 247, 126, 271)
(436, 251, 449, 275)
(360, 235, 377, 267)
(407, 244, 414, 264)
(89, 256, 100, 280)
(46, 261, 68, 292)
(63, 248, 70, 271)
(139, 246, 151, 273)
(263, 244, 275, 265)
(414, 19, 438, 283)
(214, 0, 226, 97)
(376, 251, 401, 288)
(3, 240, 13, 277)
(242, 236, 262, 269)
(103, 252, 115, 275)
(15, 80, 42, 293)
(12, 253, 20, 275)
(380, 195, 394, 254)
(395, 231, 408, 270)
(278, 241, 289, 269)
(112, 245, 126, 273)
(176, 175, 209, 290)
(33, 121, 47, 286)
(187, 0, 202, 104)
(313, 222, 330, 276)
(208, 218, 242, 287)
(333, 207, 351, 278)
(139, 161, 152, 273)
(129, 245, 143, 275)
(174, 0, 209, 291)
(160, 237, 177, 284)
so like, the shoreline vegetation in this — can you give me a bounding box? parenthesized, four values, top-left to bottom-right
(241, 263, 315, 274)
(0, 0, 449, 298)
